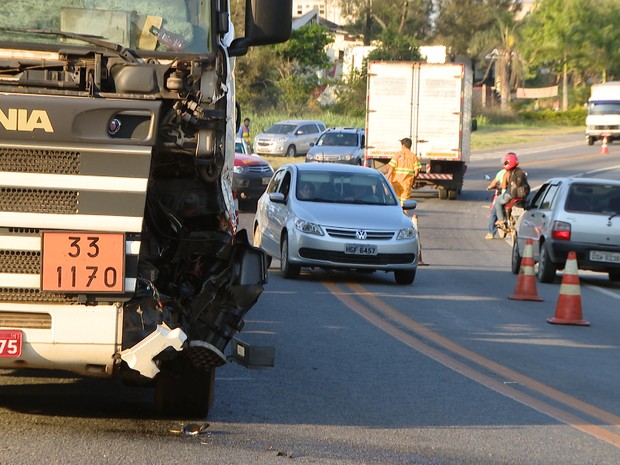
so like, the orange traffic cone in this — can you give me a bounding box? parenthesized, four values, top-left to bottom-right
(412, 215, 428, 266)
(509, 239, 543, 301)
(547, 251, 589, 326)
(601, 135, 609, 155)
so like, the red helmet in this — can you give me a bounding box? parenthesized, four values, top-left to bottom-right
(502, 152, 518, 170)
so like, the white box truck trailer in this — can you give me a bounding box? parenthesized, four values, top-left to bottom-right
(365, 61, 474, 200)
(586, 81, 620, 145)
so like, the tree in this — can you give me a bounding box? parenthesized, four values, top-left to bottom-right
(338, 0, 433, 44)
(433, 0, 520, 62)
(519, 0, 591, 110)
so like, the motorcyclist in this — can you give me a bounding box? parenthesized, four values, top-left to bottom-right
(494, 152, 519, 227)
(485, 162, 507, 239)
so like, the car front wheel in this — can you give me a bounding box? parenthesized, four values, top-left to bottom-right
(394, 269, 416, 285)
(537, 243, 557, 283)
(280, 236, 300, 279)
(286, 145, 297, 157)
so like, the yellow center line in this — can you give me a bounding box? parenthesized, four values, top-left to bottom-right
(323, 281, 620, 448)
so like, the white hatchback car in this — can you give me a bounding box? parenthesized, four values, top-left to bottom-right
(512, 177, 620, 282)
(252, 163, 419, 284)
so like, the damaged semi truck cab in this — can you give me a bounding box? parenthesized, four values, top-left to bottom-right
(0, 0, 292, 417)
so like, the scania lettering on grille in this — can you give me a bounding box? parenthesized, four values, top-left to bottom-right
(0, 109, 54, 133)
(356, 230, 368, 240)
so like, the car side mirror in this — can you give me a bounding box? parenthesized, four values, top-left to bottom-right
(269, 192, 286, 204)
(402, 199, 417, 211)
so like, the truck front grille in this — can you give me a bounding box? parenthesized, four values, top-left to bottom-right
(0, 148, 80, 174)
(0, 188, 78, 214)
(0, 311, 52, 329)
(0, 250, 40, 274)
(0, 288, 79, 303)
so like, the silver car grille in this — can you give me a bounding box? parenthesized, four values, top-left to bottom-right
(248, 165, 272, 174)
(325, 227, 395, 240)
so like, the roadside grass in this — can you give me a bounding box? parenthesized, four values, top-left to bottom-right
(257, 123, 583, 170)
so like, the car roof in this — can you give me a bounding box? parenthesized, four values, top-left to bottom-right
(544, 177, 620, 186)
(285, 163, 379, 175)
(323, 127, 364, 133)
(272, 120, 325, 125)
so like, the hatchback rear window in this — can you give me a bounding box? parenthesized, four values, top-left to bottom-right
(565, 184, 620, 213)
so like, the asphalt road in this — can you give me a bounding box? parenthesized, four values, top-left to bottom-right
(1, 133, 619, 465)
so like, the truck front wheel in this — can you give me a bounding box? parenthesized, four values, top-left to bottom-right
(587, 136, 594, 146)
(155, 358, 215, 418)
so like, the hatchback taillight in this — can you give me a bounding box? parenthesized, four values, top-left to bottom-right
(551, 220, 571, 241)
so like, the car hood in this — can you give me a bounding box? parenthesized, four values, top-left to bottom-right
(294, 202, 412, 230)
(234, 153, 268, 166)
(308, 146, 356, 156)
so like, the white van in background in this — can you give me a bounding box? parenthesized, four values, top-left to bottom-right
(586, 81, 620, 145)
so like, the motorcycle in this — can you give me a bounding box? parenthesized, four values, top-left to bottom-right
(495, 195, 526, 240)
(485, 175, 526, 241)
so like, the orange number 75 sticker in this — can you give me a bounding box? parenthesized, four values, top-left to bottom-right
(41, 232, 125, 293)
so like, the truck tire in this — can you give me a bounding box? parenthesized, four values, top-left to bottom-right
(155, 358, 215, 418)
(447, 189, 458, 200)
(587, 136, 594, 146)
(438, 188, 448, 200)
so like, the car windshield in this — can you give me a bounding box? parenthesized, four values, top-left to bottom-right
(265, 124, 296, 134)
(588, 102, 620, 115)
(318, 133, 358, 147)
(296, 171, 398, 206)
(0, 0, 212, 55)
(565, 183, 620, 214)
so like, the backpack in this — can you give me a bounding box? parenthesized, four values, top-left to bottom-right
(508, 167, 530, 199)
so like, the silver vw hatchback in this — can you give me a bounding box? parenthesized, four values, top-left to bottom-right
(252, 163, 419, 284)
(512, 177, 620, 282)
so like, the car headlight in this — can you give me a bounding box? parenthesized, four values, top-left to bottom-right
(397, 227, 417, 240)
(294, 218, 324, 236)
(233, 166, 249, 174)
(306, 153, 317, 160)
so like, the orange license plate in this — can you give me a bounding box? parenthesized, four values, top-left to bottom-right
(41, 232, 125, 293)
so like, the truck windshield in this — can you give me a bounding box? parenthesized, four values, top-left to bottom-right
(588, 102, 620, 115)
(0, 0, 211, 55)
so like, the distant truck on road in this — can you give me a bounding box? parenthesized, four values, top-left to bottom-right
(586, 81, 620, 145)
(365, 61, 475, 200)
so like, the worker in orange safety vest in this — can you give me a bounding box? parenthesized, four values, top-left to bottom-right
(383, 137, 422, 205)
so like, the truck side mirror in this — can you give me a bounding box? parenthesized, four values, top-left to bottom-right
(229, 0, 293, 57)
